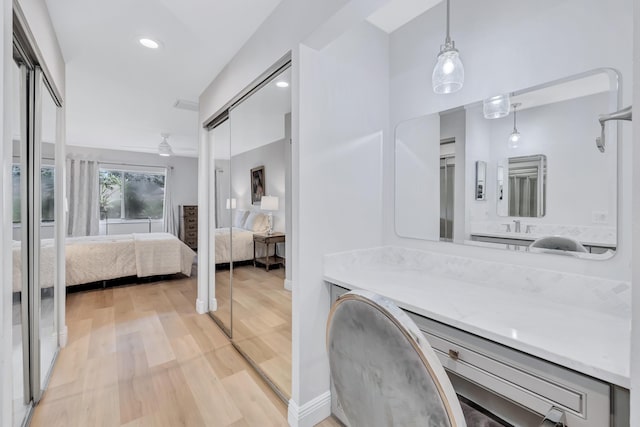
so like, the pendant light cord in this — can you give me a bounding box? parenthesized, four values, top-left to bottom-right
(512, 105, 518, 131)
(445, 0, 451, 44)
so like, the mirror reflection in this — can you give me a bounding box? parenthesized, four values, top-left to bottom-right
(395, 69, 618, 258)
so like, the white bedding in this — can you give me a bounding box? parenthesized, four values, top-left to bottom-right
(12, 233, 196, 292)
(214, 227, 275, 264)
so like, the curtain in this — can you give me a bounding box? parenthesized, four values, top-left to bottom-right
(67, 158, 99, 237)
(164, 166, 178, 235)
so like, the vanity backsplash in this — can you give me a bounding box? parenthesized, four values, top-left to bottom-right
(324, 246, 630, 318)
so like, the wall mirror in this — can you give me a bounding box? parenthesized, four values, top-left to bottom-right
(208, 62, 292, 402)
(394, 69, 619, 259)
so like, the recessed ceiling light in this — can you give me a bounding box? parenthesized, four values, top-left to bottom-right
(139, 38, 160, 49)
(275, 81, 289, 88)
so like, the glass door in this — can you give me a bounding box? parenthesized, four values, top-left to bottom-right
(12, 53, 30, 427)
(34, 69, 59, 395)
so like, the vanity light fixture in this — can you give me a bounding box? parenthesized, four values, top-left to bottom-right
(508, 103, 522, 148)
(158, 133, 173, 157)
(139, 38, 160, 49)
(483, 94, 511, 119)
(275, 81, 289, 88)
(432, 0, 464, 94)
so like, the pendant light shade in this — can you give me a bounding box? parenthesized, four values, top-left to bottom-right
(158, 133, 173, 157)
(508, 103, 522, 148)
(432, 0, 464, 94)
(483, 94, 511, 119)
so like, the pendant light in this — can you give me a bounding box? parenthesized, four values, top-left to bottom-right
(508, 103, 522, 148)
(432, 0, 464, 94)
(483, 94, 511, 119)
(158, 133, 173, 157)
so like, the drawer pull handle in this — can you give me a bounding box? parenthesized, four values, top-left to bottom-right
(540, 407, 566, 427)
(448, 349, 459, 360)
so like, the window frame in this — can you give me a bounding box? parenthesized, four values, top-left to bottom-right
(98, 164, 167, 224)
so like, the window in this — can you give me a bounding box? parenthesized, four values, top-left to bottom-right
(99, 168, 166, 220)
(12, 165, 55, 223)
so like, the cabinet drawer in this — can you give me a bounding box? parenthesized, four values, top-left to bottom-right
(408, 313, 611, 426)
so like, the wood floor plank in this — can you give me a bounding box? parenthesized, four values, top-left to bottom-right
(31, 275, 305, 427)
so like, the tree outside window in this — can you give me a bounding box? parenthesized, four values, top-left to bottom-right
(99, 168, 165, 220)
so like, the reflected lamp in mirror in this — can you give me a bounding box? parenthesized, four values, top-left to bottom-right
(475, 161, 487, 200)
(260, 196, 279, 235)
(508, 103, 522, 148)
(226, 198, 236, 209)
(483, 94, 511, 119)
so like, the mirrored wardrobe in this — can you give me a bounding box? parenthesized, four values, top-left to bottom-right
(208, 61, 292, 400)
(12, 26, 63, 426)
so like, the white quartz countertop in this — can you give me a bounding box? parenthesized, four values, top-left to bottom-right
(324, 247, 630, 389)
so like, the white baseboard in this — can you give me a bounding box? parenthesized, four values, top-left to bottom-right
(284, 278, 292, 291)
(209, 297, 218, 311)
(288, 391, 331, 427)
(195, 298, 206, 314)
(59, 325, 68, 348)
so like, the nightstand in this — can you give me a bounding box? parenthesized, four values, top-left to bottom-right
(253, 232, 285, 271)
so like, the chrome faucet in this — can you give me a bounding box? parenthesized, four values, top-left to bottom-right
(513, 220, 521, 233)
(596, 105, 632, 152)
(525, 224, 535, 234)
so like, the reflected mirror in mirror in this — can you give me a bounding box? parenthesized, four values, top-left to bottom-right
(395, 69, 619, 258)
(502, 155, 546, 218)
(475, 161, 486, 201)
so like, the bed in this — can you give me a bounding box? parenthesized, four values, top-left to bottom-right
(12, 232, 196, 291)
(214, 209, 277, 265)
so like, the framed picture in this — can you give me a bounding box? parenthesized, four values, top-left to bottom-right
(251, 166, 265, 205)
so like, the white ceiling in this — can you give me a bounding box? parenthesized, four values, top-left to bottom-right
(45, 0, 283, 157)
(367, 0, 442, 34)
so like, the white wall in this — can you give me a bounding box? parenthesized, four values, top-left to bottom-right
(66, 145, 198, 235)
(386, 0, 633, 281)
(297, 19, 387, 413)
(15, 0, 64, 96)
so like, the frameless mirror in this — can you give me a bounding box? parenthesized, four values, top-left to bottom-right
(395, 69, 619, 258)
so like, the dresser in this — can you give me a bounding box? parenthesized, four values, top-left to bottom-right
(179, 205, 198, 250)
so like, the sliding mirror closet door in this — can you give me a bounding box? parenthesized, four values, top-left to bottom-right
(208, 119, 232, 335)
(12, 55, 30, 427)
(229, 65, 292, 400)
(33, 69, 60, 396)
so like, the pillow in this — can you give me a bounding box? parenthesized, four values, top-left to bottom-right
(233, 209, 249, 229)
(244, 211, 268, 232)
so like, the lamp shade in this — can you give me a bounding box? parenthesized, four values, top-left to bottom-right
(483, 94, 511, 119)
(432, 50, 464, 94)
(226, 198, 236, 209)
(260, 196, 279, 211)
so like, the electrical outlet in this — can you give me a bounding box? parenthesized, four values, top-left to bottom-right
(592, 211, 608, 224)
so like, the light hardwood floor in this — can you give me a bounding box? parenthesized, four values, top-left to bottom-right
(213, 265, 292, 399)
(30, 275, 336, 427)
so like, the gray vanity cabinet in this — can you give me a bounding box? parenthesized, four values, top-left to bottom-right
(329, 284, 629, 427)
